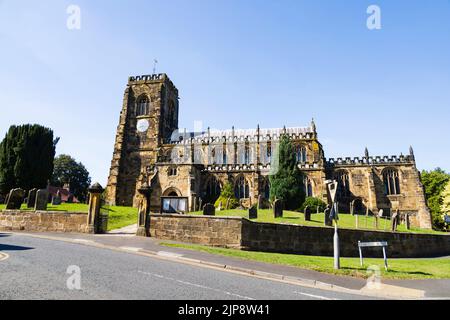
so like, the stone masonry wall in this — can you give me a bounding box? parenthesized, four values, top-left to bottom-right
(149, 215, 450, 258)
(241, 220, 450, 258)
(0, 210, 89, 233)
(149, 214, 242, 248)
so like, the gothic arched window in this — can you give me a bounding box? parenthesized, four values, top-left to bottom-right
(304, 177, 313, 197)
(136, 96, 150, 116)
(383, 169, 401, 195)
(222, 144, 227, 165)
(296, 145, 307, 163)
(244, 144, 250, 165)
(235, 176, 250, 199)
(335, 170, 350, 198)
(206, 176, 221, 200)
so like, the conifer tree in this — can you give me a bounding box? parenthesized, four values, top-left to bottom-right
(269, 134, 305, 210)
(0, 124, 58, 194)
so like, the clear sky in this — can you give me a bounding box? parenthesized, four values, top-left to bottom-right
(0, 0, 449, 185)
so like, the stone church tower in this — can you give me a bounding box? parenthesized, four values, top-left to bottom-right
(105, 74, 179, 206)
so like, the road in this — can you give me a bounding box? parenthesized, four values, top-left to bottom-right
(0, 233, 374, 300)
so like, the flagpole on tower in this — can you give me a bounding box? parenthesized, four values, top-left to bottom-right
(153, 59, 158, 74)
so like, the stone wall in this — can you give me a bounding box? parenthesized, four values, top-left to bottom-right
(149, 214, 242, 248)
(0, 210, 89, 233)
(149, 215, 450, 258)
(241, 220, 450, 258)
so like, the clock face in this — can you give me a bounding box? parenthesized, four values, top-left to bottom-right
(137, 119, 150, 133)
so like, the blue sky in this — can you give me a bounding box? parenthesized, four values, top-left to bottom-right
(0, 0, 449, 185)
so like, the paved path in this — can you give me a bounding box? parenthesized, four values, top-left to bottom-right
(0, 232, 374, 300)
(108, 224, 138, 235)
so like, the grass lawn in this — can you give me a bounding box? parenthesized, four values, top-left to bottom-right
(190, 209, 446, 234)
(161, 242, 450, 280)
(0, 203, 137, 232)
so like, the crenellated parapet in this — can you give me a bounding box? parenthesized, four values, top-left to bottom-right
(128, 73, 178, 96)
(326, 154, 415, 168)
(169, 126, 316, 145)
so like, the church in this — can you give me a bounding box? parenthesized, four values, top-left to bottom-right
(105, 73, 432, 230)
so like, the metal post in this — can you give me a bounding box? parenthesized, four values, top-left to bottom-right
(334, 222, 340, 270)
(358, 242, 364, 267)
(382, 247, 388, 271)
(333, 202, 340, 270)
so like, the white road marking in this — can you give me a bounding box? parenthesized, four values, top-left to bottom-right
(73, 239, 95, 244)
(138, 270, 255, 300)
(294, 291, 339, 300)
(157, 251, 184, 258)
(0, 252, 9, 261)
(119, 247, 142, 252)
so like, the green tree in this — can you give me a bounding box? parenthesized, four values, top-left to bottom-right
(51, 154, 91, 202)
(441, 182, 450, 230)
(421, 168, 450, 231)
(269, 135, 305, 210)
(300, 197, 327, 213)
(0, 124, 58, 194)
(214, 182, 239, 210)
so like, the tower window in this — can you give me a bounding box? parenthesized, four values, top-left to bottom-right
(136, 96, 150, 116)
(383, 169, 401, 195)
(168, 167, 178, 176)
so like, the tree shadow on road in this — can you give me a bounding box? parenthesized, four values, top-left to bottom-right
(0, 243, 34, 251)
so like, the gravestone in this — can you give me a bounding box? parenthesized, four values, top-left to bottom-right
(35, 189, 49, 211)
(203, 204, 215, 216)
(27, 188, 38, 208)
(249, 206, 258, 219)
(405, 213, 411, 230)
(6, 188, 25, 210)
(273, 200, 283, 218)
(304, 206, 311, 221)
(391, 209, 399, 232)
(52, 190, 62, 205)
(324, 205, 332, 226)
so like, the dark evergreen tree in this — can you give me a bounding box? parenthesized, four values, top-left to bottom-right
(0, 124, 58, 194)
(269, 134, 305, 210)
(51, 154, 91, 202)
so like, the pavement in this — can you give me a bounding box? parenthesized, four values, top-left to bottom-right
(1, 229, 449, 300)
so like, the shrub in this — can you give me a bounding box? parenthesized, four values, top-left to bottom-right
(300, 197, 327, 213)
(214, 183, 239, 209)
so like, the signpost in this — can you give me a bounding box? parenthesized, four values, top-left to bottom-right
(358, 241, 389, 271)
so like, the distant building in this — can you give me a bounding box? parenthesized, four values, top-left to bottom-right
(105, 73, 432, 230)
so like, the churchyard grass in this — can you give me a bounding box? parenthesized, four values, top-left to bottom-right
(160, 242, 450, 280)
(189, 209, 446, 234)
(0, 203, 138, 231)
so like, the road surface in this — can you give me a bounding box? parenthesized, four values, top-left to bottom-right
(0, 233, 375, 300)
